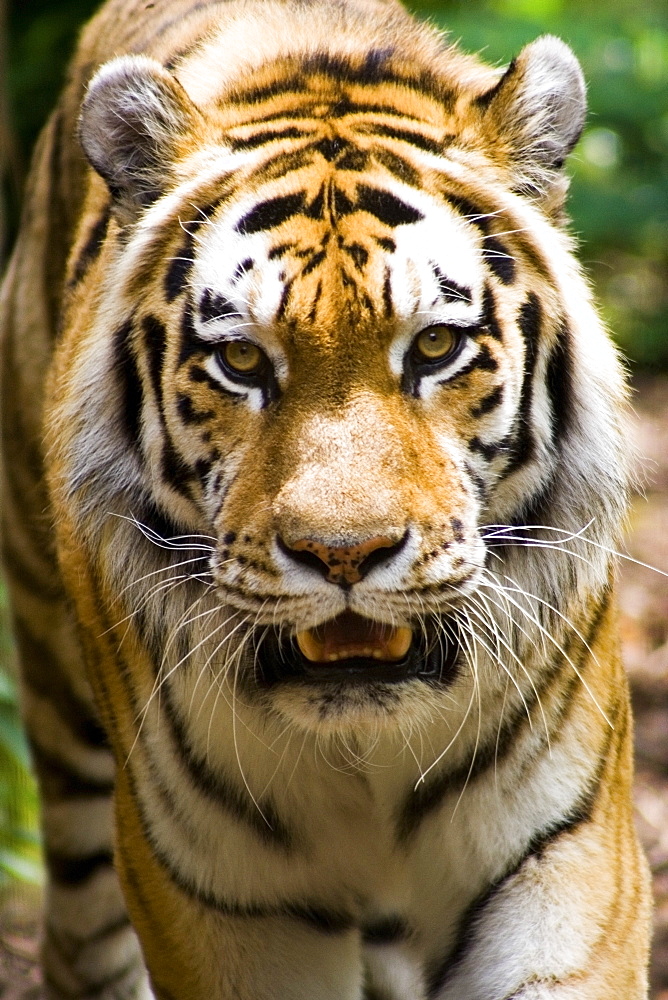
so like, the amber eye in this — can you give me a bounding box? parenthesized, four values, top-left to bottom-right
(221, 340, 264, 375)
(413, 325, 459, 364)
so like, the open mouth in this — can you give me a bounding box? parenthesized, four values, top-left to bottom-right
(255, 611, 460, 686)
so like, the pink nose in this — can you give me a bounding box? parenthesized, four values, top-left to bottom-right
(282, 534, 406, 586)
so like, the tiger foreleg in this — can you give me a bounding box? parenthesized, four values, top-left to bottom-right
(433, 742, 651, 1000)
(13, 600, 150, 999)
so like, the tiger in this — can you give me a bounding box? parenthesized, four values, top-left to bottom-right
(0, 0, 652, 996)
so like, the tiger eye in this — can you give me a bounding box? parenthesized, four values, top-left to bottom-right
(414, 325, 458, 362)
(222, 340, 263, 374)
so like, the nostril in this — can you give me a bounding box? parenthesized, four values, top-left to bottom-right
(277, 532, 409, 586)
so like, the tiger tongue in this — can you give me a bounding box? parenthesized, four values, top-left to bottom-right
(296, 611, 412, 663)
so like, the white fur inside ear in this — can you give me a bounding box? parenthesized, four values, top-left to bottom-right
(484, 35, 586, 196)
(79, 55, 198, 219)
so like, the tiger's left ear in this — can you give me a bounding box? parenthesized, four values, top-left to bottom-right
(79, 55, 202, 224)
(477, 36, 586, 201)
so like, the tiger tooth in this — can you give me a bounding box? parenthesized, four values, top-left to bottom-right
(385, 627, 412, 660)
(296, 630, 325, 662)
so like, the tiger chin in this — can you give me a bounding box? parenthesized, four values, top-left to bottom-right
(0, 0, 651, 997)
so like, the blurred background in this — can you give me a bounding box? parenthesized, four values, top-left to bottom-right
(0, 0, 666, 994)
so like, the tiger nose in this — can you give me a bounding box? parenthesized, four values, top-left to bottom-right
(279, 533, 408, 586)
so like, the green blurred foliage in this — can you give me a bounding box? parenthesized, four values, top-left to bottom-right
(0, 583, 41, 890)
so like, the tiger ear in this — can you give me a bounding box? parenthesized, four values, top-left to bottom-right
(478, 36, 586, 201)
(79, 55, 201, 223)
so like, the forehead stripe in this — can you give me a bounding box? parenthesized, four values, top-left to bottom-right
(482, 235, 516, 285)
(363, 122, 443, 155)
(235, 192, 306, 234)
(229, 126, 309, 151)
(356, 185, 423, 227)
(430, 264, 472, 305)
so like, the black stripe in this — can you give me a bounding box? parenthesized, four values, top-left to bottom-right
(364, 985, 394, 1000)
(142, 313, 167, 405)
(444, 343, 498, 383)
(229, 126, 308, 150)
(333, 185, 355, 216)
(50, 913, 132, 949)
(301, 248, 327, 275)
(234, 257, 254, 280)
(29, 742, 113, 803)
(44, 958, 143, 1000)
(362, 915, 410, 944)
(178, 300, 203, 366)
(161, 436, 193, 495)
(18, 623, 109, 750)
(70, 205, 111, 286)
(363, 121, 443, 155)
(430, 263, 472, 304)
(44, 111, 70, 330)
(340, 241, 368, 270)
(473, 61, 516, 111)
(469, 434, 510, 461)
(235, 192, 306, 234)
(309, 279, 323, 322)
(464, 462, 488, 502)
(470, 385, 503, 417)
(304, 186, 326, 220)
(176, 392, 215, 425)
(189, 364, 242, 401)
(446, 193, 490, 233)
(124, 759, 353, 932)
(268, 242, 295, 260)
(375, 236, 396, 253)
(301, 52, 451, 98)
(165, 231, 195, 303)
(159, 684, 295, 850)
(1, 539, 63, 603)
(112, 319, 143, 445)
(356, 184, 424, 227)
(481, 283, 503, 340)
(198, 288, 241, 324)
(228, 78, 310, 107)
(545, 320, 573, 445)
(503, 292, 542, 475)
(382, 268, 393, 317)
(248, 148, 314, 186)
(275, 276, 294, 321)
(313, 135, 348, 161)
(483, 235, 516, 285)
(45, 848, 114, 886)
(372, 147, 421, 186)
(426, 803, 591, 996)
(337, 147, 370, 171)
(44, 914, 133, 968)
(450, 517, 465, 542)
(135, 497, 194, 546)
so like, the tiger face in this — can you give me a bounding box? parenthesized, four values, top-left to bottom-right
(65, 40, 594, 733)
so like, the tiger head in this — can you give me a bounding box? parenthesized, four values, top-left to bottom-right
(58, 18, 628, 735)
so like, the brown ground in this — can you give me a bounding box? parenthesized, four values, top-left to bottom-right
(1, 376, 667, 998)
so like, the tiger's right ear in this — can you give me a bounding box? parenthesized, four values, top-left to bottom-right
(79, 55, 201, 224)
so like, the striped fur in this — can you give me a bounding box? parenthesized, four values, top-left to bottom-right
(1, 0, 651, 996)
